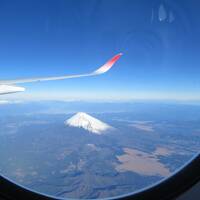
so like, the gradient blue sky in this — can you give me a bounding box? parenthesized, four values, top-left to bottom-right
(0, 0, 200, 101)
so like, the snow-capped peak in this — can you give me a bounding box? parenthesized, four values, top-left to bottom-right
(65, 112, 113, 134)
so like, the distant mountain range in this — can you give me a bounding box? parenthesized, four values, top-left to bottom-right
(65, 112, 114, 134)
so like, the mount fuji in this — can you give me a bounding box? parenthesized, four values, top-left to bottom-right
(65, 112, 114, 134)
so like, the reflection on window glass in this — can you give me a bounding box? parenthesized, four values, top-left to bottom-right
(0, 0, 200, 199)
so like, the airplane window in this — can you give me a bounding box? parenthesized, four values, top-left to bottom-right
(0, 0, 200, 199)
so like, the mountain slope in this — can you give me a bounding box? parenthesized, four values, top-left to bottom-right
(65, 112, 113, 134)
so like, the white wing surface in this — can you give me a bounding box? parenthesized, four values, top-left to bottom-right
(0, 53, 122, 85)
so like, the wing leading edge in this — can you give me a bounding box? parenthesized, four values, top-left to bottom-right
(0, 53, 122, 85)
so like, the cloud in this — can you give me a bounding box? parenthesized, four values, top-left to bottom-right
(0, 100, 23, 105)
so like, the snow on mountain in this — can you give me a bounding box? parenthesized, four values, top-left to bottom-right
(65, 112, 114, 134)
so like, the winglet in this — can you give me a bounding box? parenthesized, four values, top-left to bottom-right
(93, 53, 122, 75)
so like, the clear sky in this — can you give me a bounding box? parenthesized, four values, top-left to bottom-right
(0, 0, 200, 102)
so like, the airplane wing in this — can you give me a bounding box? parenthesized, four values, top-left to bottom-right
(0, 53, 122, 85)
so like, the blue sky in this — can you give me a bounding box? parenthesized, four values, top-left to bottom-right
(0, 0, 200, 102)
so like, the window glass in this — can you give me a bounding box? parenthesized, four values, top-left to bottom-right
(0, 0, 200, 199)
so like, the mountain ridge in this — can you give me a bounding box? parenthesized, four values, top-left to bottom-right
(65, 112, 114, 134)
